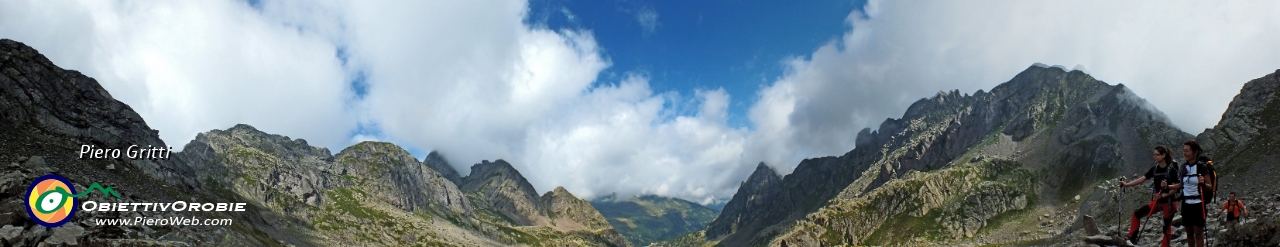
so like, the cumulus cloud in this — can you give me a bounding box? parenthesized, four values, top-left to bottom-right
(338, 1, 745, 202)
(748, 0, 1280, 172)
(0, 0, 354, 150)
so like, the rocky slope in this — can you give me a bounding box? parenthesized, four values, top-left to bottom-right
(0, 38, 628, 246)
(1197, 69, 1280, 193)
(460, 160, 629, 246)
(592, 195, 719, 246)
(693, 64, 1193, 246)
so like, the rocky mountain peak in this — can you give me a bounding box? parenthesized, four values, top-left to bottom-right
(460, 159, 545, 226)
(706, 162, 784, 239)
(462, 159, 538, 195)
(550, 186, 572, 196)
(540, 186, 614, 231)
(424, 151, 462, 184)
(337, 142, 417, 165)
(189, 123, 333, 160)
(748, 162, 780, 181)
(228, 123, 260, 132)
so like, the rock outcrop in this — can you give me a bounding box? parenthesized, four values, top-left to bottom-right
(461, 159, 546, 226)
(460, 160, 631, 246)
(541, 186, 614, 231)
(335, 142, 472, 215)
(177, 124, 337, 209)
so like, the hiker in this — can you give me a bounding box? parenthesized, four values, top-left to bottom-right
(1215, 192, 1248, 229)
(1170, 140, 1213, 247)
(1117, 145, 1180, 247)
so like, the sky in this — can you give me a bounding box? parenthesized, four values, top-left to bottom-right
(3, 0, 1279, 205)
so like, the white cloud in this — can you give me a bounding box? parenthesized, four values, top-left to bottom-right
(338, 1, 748, 202)
(749, 0, 1280, 172)
(0, 0, 354, 150)
(635, 6, 660, 35)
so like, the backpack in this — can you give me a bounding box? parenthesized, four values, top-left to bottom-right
(1225, 199, 1244, 217)
(1199, 157, 1218, 204)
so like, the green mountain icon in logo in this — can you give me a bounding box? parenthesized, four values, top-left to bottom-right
(71, 182, 121, 198)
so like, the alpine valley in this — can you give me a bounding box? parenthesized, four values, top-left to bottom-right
(2, 37, 1279, 247)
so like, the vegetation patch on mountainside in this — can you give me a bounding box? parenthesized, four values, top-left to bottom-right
(593, 195, 720, 246)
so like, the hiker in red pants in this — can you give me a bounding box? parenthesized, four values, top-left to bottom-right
(1117, 145, 1180, 247)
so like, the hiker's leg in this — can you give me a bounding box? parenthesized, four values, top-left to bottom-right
(1130, 204, 1153, 239)
(1193, 226, 1205, 247)
(1160, 202, 1175, 247)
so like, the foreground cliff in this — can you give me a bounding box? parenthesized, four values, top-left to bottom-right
(0, 38, 627, 246)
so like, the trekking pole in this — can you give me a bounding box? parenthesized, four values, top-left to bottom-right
(1136, 190, 1159, 243)
(1117, 176, 1125, 235)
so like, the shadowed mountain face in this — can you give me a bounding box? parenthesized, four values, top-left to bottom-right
(592, 195, 720, 246)
(0, 38, 628, 246)
(1192, 70, 1280, 246)
(700, 65, 1193, 246)
(1197, 69, 1280, 172)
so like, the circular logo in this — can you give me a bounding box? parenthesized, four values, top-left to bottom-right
(25, 174, 78, 228)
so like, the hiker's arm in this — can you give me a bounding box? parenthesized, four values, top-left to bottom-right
(1119, 176, 1146, 187)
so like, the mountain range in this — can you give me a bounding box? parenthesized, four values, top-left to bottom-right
(660, 64, 1280, 246)
(3, 37, 1278, 246)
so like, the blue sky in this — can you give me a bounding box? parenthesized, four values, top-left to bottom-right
(526, 0, 865, 129)
(4, 0, 1279, 205)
